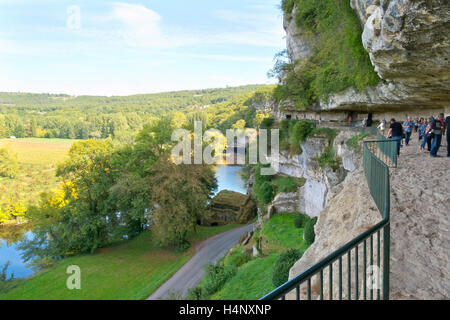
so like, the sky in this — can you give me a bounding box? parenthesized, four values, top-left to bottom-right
(0, 0, 285, 96)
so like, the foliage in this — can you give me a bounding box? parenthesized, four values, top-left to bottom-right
(212, 253, 280, 300)
(0, 148, 18, 178)
(262, 213, 310, 252)
(202, 262, 237, 297)
(272, 249, 303, 287)
(149, 160, 217, 248)
(225, 248, 252, 268)
(0, 86, 265, 140)
(274, 0, 379, 109)
(272, 176, 306, 194)
(346, 133, 370, 149)
(0, 138, 73, 220)
(18, 119, 218, 262)
(260, 117, 276, 129)
(304, 217, 318, 244)
(294, 214, 309, 228)
(314, 145, 339, 170)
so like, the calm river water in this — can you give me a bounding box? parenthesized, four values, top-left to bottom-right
(0, 165, 246, 279)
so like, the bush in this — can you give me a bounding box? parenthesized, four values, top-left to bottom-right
(290, 121, 315, 146)
(293, 214, 309, 228)
(304, 217, 318, 244)
(346, 133, 370, 149)
(202, 262, 236, 297)
(186, 287, 203, 300)
(0, 148, 18, 179)
(258, 181, 274, 205)
(272, 249, 303, 287)
(226, 250, 252, 268)
(260, 117, 276, 129)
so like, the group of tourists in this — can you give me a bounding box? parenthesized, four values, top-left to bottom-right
(383, 113, 449, 158)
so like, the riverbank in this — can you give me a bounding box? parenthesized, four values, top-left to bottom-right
(0, 224, 241, 300)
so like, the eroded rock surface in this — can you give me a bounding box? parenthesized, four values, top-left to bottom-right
(284, 0, 450, 111)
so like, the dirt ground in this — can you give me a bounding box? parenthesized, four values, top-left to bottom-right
(389, 132, 450, 299)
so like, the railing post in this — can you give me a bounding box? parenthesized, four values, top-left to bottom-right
(383, 223, 390, 300)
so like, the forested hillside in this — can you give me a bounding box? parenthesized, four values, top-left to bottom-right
(0, 85, 265, 141)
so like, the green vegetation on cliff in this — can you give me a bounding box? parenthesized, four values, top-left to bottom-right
(274, 0, 379, 110)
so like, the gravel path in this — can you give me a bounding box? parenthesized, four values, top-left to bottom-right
(389, 132, 450, 299)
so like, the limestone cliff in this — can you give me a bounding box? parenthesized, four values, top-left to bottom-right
(283, 0, 450, 114)
(269, 130, 360, 217)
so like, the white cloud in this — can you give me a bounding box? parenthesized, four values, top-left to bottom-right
(106, 2, 200, 48)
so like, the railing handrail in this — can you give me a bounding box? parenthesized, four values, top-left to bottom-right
(260, 138, 394, 300)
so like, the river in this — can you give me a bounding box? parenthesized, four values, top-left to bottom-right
(0, 165, 246, 280)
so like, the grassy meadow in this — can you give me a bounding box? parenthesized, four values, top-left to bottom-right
(0, 138, 76, 210)
(0, 224, 241, 300)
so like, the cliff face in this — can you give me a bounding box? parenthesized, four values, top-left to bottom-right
(284, 0, 450, 112)
(269, 130, 359, 218)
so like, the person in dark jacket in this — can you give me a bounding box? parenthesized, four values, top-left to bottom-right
(387, 119, 403, 156)
(446, 115, 450, 157)
(430, 113, 445, 157)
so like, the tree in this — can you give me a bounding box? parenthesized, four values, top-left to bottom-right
(0, 148, 18, 178)
(149, 160, 217, 248)
(30, 118, 38, 137)
(232, 120, 246, 130)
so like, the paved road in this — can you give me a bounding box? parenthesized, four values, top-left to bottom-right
(147, 224, 254, 300)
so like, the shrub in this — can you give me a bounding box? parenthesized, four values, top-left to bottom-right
(304, 217, 318, 244)
(290, 121, 315, 146)
(258, 181, 274, 205)
(293, 214, 309, 228)
(226, 250, 252, 268)
(0, 148, 18, 179)
(202, 262, 236, 297)
(260, 117, 275, 129)
(314, 146, 339, 170)
(272, 249, 303, 287)
(186, 287, 203, 300)
(346, 133, 370, 149)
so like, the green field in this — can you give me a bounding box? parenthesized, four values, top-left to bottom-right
(0, 138, 76, 210)
(0, 224, 241, 300)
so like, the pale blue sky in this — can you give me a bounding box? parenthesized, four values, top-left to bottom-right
(0, 0, 285, 96)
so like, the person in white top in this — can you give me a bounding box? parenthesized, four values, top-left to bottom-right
(377, 119, 386, 136)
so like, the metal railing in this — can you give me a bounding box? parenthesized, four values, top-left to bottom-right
(260, 139, 394, 300)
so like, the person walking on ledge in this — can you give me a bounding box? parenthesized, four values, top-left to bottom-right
(387, 119, 403, 156)
(446, 114, 450, 157)
(403, 116, 414, 146)
(430, 113, 445, 157)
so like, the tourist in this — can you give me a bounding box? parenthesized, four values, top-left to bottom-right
(424, 118, 434, 153)
(418, 118, 427, 145)
(414, 117, 420, 133)
(446, 114, 450, 157)
(362, 118, 368, 128)
(377, 119, 386, 136)
(429, 113, 445, 157)
(403, 116, 414, 146)
(387, 118, 403, 156)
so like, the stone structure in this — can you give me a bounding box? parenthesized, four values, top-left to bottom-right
(203, 190, 257, 226)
